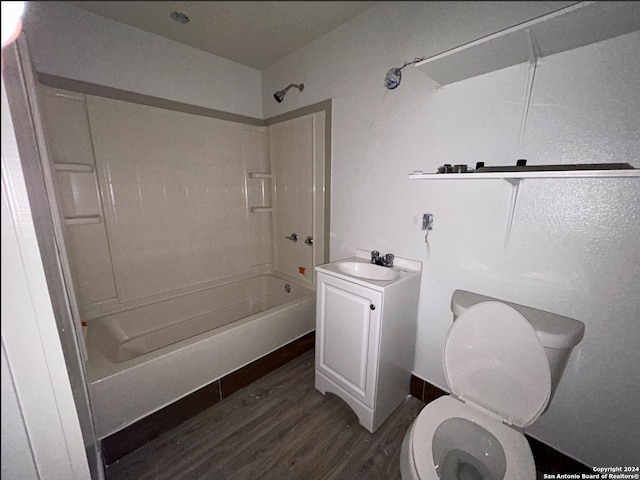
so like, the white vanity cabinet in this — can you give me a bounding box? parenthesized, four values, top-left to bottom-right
(314, 251, 422, 433)
(316, 273, 382, 407)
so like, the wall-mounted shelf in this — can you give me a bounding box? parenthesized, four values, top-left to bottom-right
(64, 215, 103, 226)
(250, 207, 273, 213)
(54, 162, 94, 173)
(409, 169, 640, 180)
(248, 172, 272, 179)
(409, 166, 639, 250)
(414, 1, 640, 85)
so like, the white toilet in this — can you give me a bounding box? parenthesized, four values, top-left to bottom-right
(401, 290, 585, 480)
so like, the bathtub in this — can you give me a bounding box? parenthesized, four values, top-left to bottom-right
(85, 274, 315, 439)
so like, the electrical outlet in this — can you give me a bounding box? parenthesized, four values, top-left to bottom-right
(422, 213, 434, 231)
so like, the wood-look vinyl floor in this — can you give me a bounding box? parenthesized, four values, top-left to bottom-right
(106, 350, 424, 480)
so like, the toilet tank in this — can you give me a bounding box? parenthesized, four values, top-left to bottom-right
(450, 290, 585, 398)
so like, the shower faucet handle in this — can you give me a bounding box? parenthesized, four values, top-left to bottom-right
(285, 233, 298, 242)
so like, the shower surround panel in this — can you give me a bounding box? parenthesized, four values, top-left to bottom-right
(38, 86, 118, 309)
(39, 85, 274, 318)
(88, 95, 253, 302)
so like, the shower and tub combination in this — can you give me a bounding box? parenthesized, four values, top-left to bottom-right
(35, 79, 327, 439)
(87, 274, 314, 438)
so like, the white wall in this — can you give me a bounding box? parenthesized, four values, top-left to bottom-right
(23, 2, 263, 118)
(262, 2, 640, 467)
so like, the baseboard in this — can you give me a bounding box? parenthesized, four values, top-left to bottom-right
(102, 331, 315, 466)
(409, 374, 592, 475)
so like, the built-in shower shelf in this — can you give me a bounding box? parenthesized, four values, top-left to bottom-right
(414, 1, 640, 86)
(54, 162, 94, 173)
(250, 207, 273, 213)
(248, 172, 272, 179)
(64, 215, 103, 225)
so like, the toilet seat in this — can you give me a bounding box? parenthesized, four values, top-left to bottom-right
(403, 302, 552, 479)
(443, 301, 551, 428)
(407, 396, 536, 479)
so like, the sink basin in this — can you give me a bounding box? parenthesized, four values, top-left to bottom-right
(337, 262, 399, 281)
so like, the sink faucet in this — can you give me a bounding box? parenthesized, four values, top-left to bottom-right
(371, 250, 394, 267)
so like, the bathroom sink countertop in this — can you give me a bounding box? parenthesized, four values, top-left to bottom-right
(316, 250, 422, 291)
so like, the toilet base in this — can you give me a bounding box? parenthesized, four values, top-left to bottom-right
(400, 419, 419, 479)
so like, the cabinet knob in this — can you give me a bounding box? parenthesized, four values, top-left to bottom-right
(370, 304, 376, 310)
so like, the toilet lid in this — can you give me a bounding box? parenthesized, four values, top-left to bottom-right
(444, 301, 551, 428)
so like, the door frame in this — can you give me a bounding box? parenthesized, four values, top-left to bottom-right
(2, 36, 103, 479)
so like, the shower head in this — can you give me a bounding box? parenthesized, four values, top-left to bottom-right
(384, 57, 427, 90)
(273, 83, 304, 103)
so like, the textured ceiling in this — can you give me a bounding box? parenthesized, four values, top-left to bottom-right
(67, 1, 378, 70)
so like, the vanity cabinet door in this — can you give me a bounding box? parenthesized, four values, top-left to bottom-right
(316, 272, 382, 407)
